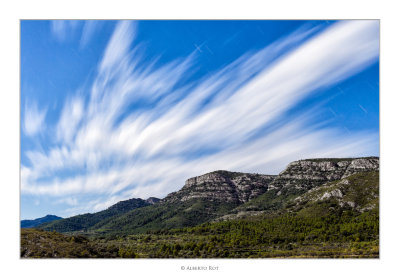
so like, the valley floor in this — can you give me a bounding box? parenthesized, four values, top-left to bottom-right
(21, 210, 379, 258)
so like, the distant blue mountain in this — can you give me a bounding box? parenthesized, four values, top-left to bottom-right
(21, 215, 63, 228)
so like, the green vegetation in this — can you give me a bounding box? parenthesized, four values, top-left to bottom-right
(287, 171, 379, 217)
(21, 229, 121, 258)
(38, 198, 240, 236)
(157, 209, 379, 258)
(22, 208, 378, 258)
(234, 188, 303, 212)
(21, 215, 62, 228)
(94, 199, 239, 235)
(38, 198, 150, 232)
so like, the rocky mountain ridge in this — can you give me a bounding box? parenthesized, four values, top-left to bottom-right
(290, 170, 379, 214)
(164, 157, 379, 206)
(271, 157, 378, 191)
(38, 156, 379, 235)
(163, 171, 276, 204)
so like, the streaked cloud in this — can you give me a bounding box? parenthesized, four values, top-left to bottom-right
(50, 20, 80, 42)
(23, 101, 47, 137)
(99, 20, 136, 72)
(80, 20, 103, 49)
(56, 94, 84, 144)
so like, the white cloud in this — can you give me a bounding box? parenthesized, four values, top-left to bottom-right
(80, 20, 102, 49)
(50, 20, 80, 42)
(21, 20, 379, 215)
(101, 20, 379, 160)
(99, 20, 136, 73)
(23, 101, 47, 136)
(56, 95, 84, 143)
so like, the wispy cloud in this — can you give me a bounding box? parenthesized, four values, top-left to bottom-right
(98, 20, 136, 72)
(22, 20, 379, 216)
(23, 101, 47, 137)
(50, 20, 80, 42)
(56, 94, 84, 144)
(80, 20, 103, 49)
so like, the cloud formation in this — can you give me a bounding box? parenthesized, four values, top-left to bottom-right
(80, 20, 103, 49)
(50, 20, 80, 42)
(23, 101, 47, 137)
(21, 20, 379, 216)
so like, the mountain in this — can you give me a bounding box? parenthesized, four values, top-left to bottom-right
(287, 170, 379, 217)
(82, 171, 276, 234)
(38, 198, 153, 232)
(39, 157, 379, 235)
(21, 215, 62, 228)
(38, 171, 277, 234)
(163, 171, 276, 204)
(221, 157, 379, 219)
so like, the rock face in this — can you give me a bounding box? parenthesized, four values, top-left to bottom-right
(163, 171, 276, 204)
(216, 157, 379, 220)
(291, 170, 379, 214)
(268, 157, 379, 194)
(163, 157, 379, 206)
(342, 158, 380, 178)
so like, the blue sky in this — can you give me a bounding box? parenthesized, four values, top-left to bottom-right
(20, 20, 379, 220)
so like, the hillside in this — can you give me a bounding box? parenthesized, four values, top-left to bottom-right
(38, 198, 155, 232)
(288, 171, 379, 217)
(38, 157, 379, 236)
(94, 157, 378, 234)
(42, 171, 276, 235)
(21, 215, 62, 228)
(221, 157, 379, 219)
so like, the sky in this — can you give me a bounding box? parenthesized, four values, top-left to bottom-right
(20, 20, 379, 220)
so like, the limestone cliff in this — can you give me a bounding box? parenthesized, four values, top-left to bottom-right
(269, 157, 379, 194)
(163, 171, 276, 204)
(164, 157, 379, 207)
(216, 157, 379, 220)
